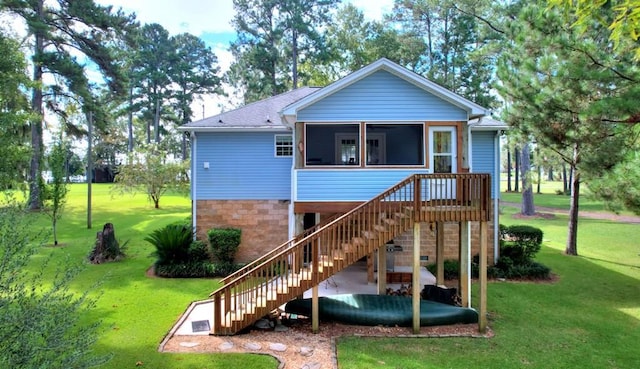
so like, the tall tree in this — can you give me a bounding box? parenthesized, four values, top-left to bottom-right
(1, 0, 134, 210)
(0, 33, 31, 190)
(520, 142, 535, 215)
(390, 0, 498, 108)
(131, 23, 175, 144)
(170, 33, 223, 159)
(228, 0, 339, 104)
(497, 1, 640, 255)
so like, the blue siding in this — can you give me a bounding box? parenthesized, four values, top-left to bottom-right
(194, 132, 292, 200)
(296, 169, 429, 201)
(298, 71, 467, 122)
(471, 131, 498, 198)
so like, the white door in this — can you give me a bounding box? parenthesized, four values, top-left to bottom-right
(429, 127, 457, 200)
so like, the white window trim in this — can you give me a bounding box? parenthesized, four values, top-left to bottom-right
(429, 126, 457, 173)
(274, 134, 293, 157)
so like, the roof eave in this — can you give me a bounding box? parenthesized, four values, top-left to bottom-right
(177, 126, 291, 133)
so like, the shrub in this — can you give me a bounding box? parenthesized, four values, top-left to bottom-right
(145, 223, 193, 265)
(214, 261, 240, 277)
(426, 259, 461, 280)
(500, 224, 544, 264)
(154, 261, 216, 278)
(208, 228, 241, 264)
(187, 240, 210, 262)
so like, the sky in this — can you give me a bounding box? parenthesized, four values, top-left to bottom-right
(90, 0, 396, 117)
(96, 0, 395, 72)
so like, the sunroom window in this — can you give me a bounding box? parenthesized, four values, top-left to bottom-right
(365, 124, 424, 166)
(305, 124, 360, 166)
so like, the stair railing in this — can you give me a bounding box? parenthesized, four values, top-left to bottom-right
(209, 173, 490, 335)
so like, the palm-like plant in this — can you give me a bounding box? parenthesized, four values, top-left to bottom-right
(144, 224, 193, 265)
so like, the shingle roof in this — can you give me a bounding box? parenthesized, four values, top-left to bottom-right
(179, 87, 321, 131)
(468, 116, 508, 131)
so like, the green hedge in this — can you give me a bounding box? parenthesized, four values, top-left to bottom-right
(427, 224, 551, 280)
(154, 261, 216, 278)
(208, 228, 241, 264)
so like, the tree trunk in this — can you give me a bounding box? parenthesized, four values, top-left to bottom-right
(566, 164, 580, 255)
(292, 29, 298, 89)
(547, 166, 554, 181)
(536, 156, 542, 194)
(562, 163, 568, 194)
(520, 143, 535, 215)
(128, 84, 134, 152)
(507, 149, 512, 192)
(28, 0, 45, 211)
(514, 147, 520, 192)
(154, 97, 160, 143)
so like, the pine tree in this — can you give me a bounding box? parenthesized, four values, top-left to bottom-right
(497, 1, 640, 255)
(1, 0, 135, 210)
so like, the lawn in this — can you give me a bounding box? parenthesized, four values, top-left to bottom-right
(14, 184, 640, 368)
(16, 184, 278, 369)
(336, 187, 640, 369)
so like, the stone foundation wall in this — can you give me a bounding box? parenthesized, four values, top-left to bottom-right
(195, 200, 289, 263)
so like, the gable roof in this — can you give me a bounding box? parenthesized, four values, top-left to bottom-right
(281, 58, 490, 124)
(179, 87, 320, 132)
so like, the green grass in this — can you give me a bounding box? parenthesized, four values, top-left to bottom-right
(19, 184, 278, 369)
(499, 178, 635, 214)
(336, 205, 640, 369)
(17, 184, 640, 368)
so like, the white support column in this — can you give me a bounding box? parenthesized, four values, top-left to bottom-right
(412, 222, 421, 334)
(312, 285, 319, 333)
(377, 247, 387, 295)
(479, 221, 488, 333)
(436, 222, 445, 286)
(459, 221, 470, 308)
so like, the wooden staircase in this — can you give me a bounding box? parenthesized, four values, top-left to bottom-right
(209, 173, 490, 335)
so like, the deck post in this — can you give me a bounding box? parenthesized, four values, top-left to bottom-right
(377, 246, 387, 295)
(478, 221, 488, 333)
(459, 221, 470, 307)
(312, 285, 319, 333)
(436, 222, 445, 286)
(412, 222, 421, 334)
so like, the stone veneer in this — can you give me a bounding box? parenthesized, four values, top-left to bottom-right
(195, 200, 289, 263)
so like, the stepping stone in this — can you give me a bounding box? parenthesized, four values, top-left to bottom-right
(269, 343, 287, 352)
(179, 342, 200, 348)
(301, 363, 321, 369)
(219, 342, 234, 351)
(243, 342, 262, 351)
(299, 346, 314, 357)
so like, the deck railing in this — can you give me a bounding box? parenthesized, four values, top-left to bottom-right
(209, 173, 490, 335)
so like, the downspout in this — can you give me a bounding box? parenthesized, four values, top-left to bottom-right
(289, 128, 297, 240)
(192, 132, 197, 238)
(494, 131, 501, 263)
(466, 123, 473, 306)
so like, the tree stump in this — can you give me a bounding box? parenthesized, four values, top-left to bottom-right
(88, 223, 124, 263)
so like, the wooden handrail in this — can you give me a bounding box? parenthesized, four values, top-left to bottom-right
(219, 213, 342, 285)
(209, 173, 491, 335)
